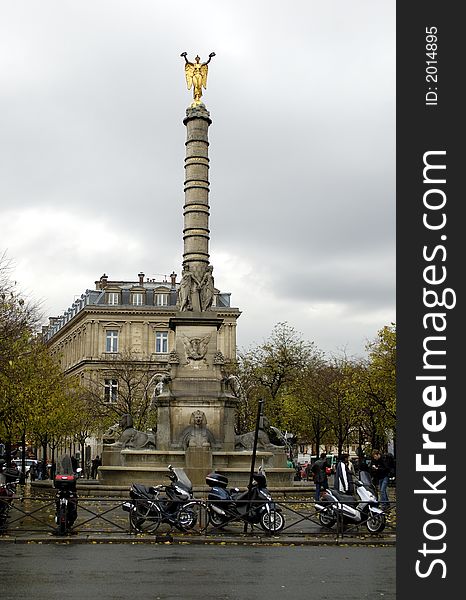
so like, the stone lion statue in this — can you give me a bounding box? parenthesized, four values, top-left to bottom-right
(180, 410, 216, 449)
(108, 414, 156, 450)
(235, 417, 285, 450)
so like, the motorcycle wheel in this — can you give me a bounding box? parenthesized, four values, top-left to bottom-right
(260, 509, 285, 533)
(318, 509, 336, 528)
(209, 509, 229, 528)
(57, 504, 67, 535)
(129, 505, 162, 533)
(177, 501, 209, 532)
(366, 513, 386, 533)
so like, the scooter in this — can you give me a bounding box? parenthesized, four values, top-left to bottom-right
(53, 468, 82, 535)
(315, 470, 386, 533)
(0, 467, 19, 533)
(122, 465, 201, 533)
(206, 469, 285, 533)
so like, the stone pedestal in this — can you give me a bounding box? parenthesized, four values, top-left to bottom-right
(185, 447, 213, 486)
(153, 312, 238, 452)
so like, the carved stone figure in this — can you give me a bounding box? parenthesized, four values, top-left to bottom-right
(109, 414, 156, 450)
(181, 52, 216, 107)
(103, 422, 120, 442)
(178, 265, 199, 312)
(152, 373, 172, 398)
(199, 265, 215, 311)
(182, 333, 211, 363)
(180, 410, 216, 449)
(224, 374, 242, 398)
(235, 417, 284, 450)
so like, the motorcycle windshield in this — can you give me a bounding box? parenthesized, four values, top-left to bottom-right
(173, 468, 192, 490)
(359, 470, 372, 487)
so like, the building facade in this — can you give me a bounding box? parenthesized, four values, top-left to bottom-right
(43, 271, 240, 407)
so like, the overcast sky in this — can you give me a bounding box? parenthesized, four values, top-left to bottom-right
(0, 1, 395, 358)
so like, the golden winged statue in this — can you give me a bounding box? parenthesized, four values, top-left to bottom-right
(181, 52, 215, 106)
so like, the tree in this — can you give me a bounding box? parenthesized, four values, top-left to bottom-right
(81, 351, 164, 432)
(341, 324, 396, 451)
(0, 252, 41, 375)
(236, 322, 323, 432)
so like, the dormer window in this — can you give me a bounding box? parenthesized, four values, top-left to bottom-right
(107, 292, 119, 305)
(155, 293, 169, 307)
(132, 292, 144, 306)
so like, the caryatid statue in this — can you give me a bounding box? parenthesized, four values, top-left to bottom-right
(178, 263, 215, 313)
(181, 52, 215, 106)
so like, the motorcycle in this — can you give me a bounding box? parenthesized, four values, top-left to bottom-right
(53, 468, 82, 535)
(206, 468, 285, 533)
(123, 465, 202, 533)
(315, 469, 386, 533)
(0, 466, 19, 533)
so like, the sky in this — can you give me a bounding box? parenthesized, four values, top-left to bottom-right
(0, 1, 395, 358)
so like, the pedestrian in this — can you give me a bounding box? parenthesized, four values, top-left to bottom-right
(334, 453, 354, 495)
(71, 455, 78, 474)
(311, 452, 329, 501)
(370, 449, 390, 510)
(29, 461, 37, 481)
(91, 455, 102, 479)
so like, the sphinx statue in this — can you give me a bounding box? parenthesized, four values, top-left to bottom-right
(108, 414, 156, 450)
(179, 410, 217, 449)
(235, 417, 286, 451)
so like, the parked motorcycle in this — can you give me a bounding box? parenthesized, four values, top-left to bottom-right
(123, 465, 202, 533)
(0, 466, 19, 533)
(206, 469, 285, 533)
(315, 470, 386, 533)
(53, 468, 82, 535)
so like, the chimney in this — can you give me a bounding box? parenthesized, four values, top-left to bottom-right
(138, 272, 145, 286)
(96, 273, 108, 290)
(170, 272, 177, 288)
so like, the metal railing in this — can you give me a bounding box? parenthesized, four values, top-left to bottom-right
(1, 495, 396, 541)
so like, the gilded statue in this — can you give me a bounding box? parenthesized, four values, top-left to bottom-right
(181, 52, 216, 106)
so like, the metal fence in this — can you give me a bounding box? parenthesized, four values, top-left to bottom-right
(1, 494, 396, 541)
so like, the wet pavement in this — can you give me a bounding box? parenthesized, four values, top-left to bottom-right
(0, 543, 396, 600)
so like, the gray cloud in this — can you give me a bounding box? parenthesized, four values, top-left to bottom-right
(0, 0, 395, 356)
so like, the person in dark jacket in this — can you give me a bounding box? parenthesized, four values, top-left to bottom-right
(334, 453, 354, 495)
(311, 452, 329, 501)
(370, 449, 390, 510)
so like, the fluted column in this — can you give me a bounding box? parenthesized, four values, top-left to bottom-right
(182, 105, 212, 286)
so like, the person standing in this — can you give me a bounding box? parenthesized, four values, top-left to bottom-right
(311, 452, 329, 501)
(334, 453, 354, 495)
(91, 455, 102, 479)
(370, 449, 390, 510)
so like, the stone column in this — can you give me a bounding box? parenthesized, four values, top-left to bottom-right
(182, 105, 212, 288)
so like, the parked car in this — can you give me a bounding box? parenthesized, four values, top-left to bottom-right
(12, 458, 38, 478)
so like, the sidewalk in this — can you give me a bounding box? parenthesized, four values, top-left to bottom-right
(0, 530, 396, 546)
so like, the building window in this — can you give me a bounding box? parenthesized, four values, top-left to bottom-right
(104, 379, 118, 403)
(106, 330, 119, 353)
(155, 331, 168, 353)
(155, 293, 168, 306)
(107, 292, 119, 305)
(132, 292, 144, 306)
